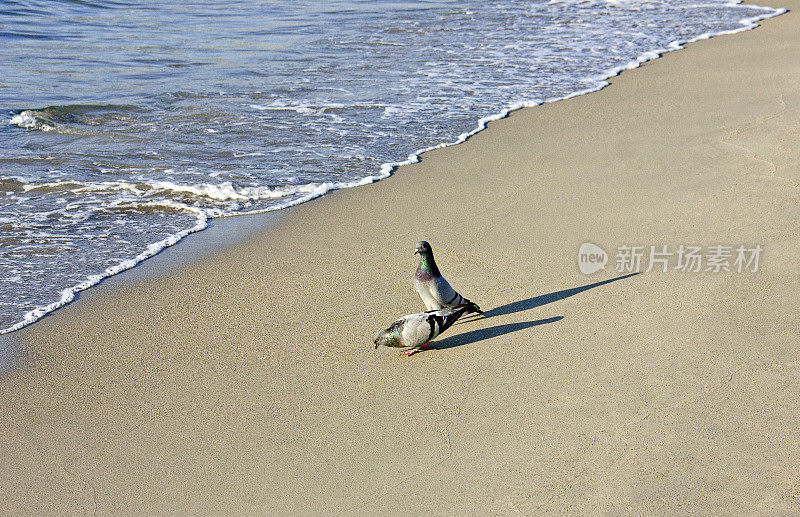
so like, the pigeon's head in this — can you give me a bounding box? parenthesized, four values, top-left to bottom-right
(373, 328, 389, 349)
(373, 327, 399, 349)
(414, 241, 432, 255)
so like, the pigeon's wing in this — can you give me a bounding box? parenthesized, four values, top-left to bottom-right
(398, 312, 436, 348)
(433, 277, 483, 314)
(427, 306, 470, 337)
(432, 275, 465, 308)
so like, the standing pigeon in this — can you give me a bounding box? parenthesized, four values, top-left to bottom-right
(413, 241, 483, 314)
(374, 303, 479, 356)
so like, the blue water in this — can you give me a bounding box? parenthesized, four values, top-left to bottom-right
(0, 0, 782, 332)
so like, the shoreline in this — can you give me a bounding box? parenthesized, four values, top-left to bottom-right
(1, 1, 785, 337)
(3, 1, 800, 514)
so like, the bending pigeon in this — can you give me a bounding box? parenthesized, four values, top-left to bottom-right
(374, 302, 478, 356)
(413, 241, 483, 314)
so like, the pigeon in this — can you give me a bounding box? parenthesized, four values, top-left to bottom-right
(374, 302, 479, 356)
(413, 241, 483, 314)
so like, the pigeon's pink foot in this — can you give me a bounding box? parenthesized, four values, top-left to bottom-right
(401, 343, 429, 357)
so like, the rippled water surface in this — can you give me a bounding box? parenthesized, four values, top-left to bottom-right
(0, 0, 781, 331)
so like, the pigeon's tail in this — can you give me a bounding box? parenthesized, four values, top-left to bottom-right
(437, 304, 472, 334)
(451, 301, 481, 319)
(462, 299, 483, 315)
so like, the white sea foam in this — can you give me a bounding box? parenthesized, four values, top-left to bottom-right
(249, 103, 318, 115)
(10, 110, 56, 132)
(147, 180, 334, 202)
(10, 111, 39, 129)
(0, 201, 208, 334)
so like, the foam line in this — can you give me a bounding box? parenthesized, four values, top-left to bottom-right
(0, 202, 208, 334)
(230, 1, 785, 220)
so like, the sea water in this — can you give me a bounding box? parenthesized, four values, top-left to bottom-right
(0, 0, 782, 332)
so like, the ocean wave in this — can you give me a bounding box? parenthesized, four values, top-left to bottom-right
(8, 104, 140, 134)
(146, 179, 363, 203)
(10, 111, 57, 132)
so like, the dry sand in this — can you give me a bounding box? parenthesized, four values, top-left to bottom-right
(2, 2, 799, 514)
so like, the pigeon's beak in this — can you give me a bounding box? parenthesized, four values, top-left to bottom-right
(414, 247, 421, 254)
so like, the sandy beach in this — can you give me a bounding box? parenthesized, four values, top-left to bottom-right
(2, 1, 800, 514)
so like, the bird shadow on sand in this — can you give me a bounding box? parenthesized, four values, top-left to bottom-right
(433, 272, 640, 350)
(456, 272, 640, 324)
(431, 316, 563, 351)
